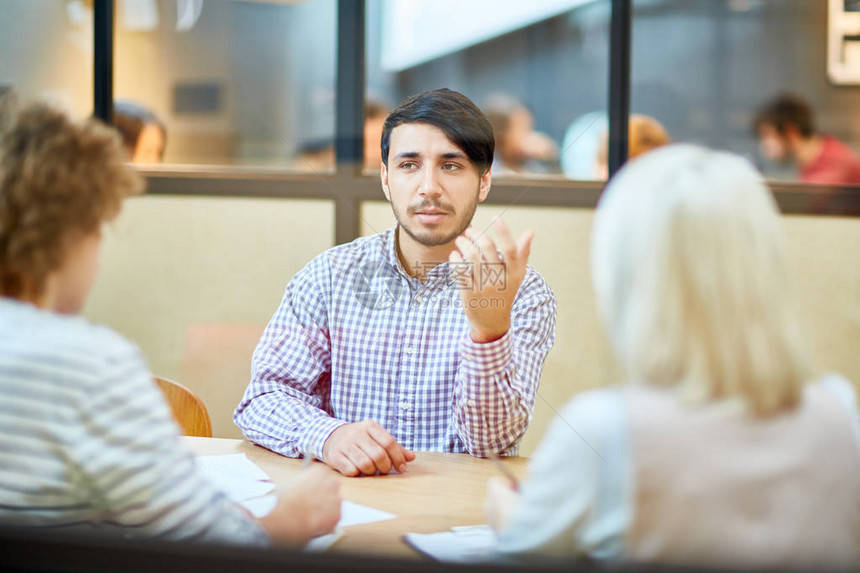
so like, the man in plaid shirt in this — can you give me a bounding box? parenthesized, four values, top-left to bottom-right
(235, 89, 557, 476)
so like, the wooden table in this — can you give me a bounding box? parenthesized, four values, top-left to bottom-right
(183, 437, 528, 558)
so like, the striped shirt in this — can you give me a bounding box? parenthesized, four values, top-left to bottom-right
(0, 298, 268, 545)
(234, 226, 557, 459)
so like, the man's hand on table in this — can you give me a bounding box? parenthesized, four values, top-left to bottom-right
(258, 465, 341, 545)
(323, 420, 416, 477)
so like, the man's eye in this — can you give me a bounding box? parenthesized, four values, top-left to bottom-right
(442, 163, 461, 171)
(400, 162, 417, 170)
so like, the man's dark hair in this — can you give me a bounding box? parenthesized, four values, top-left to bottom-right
(112, 100, 167, 157)
(752, 93, 816, 138)
(381, 88, 494, 174)
(365, 100, 389, 120)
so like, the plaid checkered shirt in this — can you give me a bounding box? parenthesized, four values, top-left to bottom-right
(234, 226, 557, 459)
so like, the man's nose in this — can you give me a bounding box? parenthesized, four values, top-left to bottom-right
(419, 168, 441, 198)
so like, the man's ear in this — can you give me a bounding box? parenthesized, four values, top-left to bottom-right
(380, 162, 391, 201)
(478, 167, 492, 203)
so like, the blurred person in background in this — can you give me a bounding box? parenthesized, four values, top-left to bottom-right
(558, 111, 606, 180)
(364, 99, 390, 172)
(294, 138, 335, 172)
(0, 97, 340, 546)
(593, 114, 671, 179)
(753, 93, 860, 187)
(293, 100, 390, 173)
(484, 94, 559, 176)
(486, 144, 860, 569)
(113, 100, 167, 164)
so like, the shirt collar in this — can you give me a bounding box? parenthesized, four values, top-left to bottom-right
(386, 225, 451, 285)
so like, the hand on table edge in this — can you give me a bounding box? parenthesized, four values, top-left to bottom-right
(485, 475, 522, 535)
(322, 419, 416, 477)
(258, 464, 342, 545)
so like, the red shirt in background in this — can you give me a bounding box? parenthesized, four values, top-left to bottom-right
(800, 135, 860, 186)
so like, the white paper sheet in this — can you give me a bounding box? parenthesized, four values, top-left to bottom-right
(300, 502, 395, 553)
(195, 453, 274, 503)
(195, 454, 396, 552)
(338, 500, 396, 528)
(404, 525, 498, 563)
(305, 527, 345, 552)
(239, 497, 396, 539)
(205, 474, 275, 502)
(239, 497, 397, 525)
(195, 454, 271, 481)
(240, 495, 278, 518)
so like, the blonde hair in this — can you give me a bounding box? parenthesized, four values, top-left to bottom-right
(591, 144, 811, 415)
(0, 96, 144, 299)
(628, 114, 670, 159)
(595, 114, 671, 174)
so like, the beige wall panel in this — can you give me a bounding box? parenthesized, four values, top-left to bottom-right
(783, 216, 860, 384)
(84, 195, 334, 438)
(85, 196, 859, 455)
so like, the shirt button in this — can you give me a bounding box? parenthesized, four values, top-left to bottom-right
(399, 401, 411, 410)
(414, 296, 424, 304)
(467, 399, 476, 407)
(404, 345, 415, 355)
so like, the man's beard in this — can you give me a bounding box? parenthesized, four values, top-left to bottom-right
(394, 193, 479, 247)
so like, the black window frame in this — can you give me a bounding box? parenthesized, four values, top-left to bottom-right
(91, 0, 860, 247)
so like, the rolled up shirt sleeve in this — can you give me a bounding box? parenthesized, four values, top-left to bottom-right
(452, 269, 557, 457)
(234, 256, 346, 460)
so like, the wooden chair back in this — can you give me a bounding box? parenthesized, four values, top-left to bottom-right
(154, 376, 213, 438)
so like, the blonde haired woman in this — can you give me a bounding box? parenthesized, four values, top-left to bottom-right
(487, 145, 860, 569)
